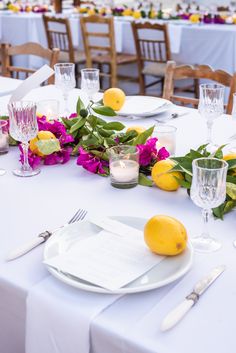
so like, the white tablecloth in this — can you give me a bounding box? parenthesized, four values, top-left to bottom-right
(1, 12, 236, 73)
(1, 80, 236, 353)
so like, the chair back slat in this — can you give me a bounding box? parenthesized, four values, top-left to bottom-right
(1, 42, 59, 84)
(43, 15, 74, 62)
(163, 61, 236, 114)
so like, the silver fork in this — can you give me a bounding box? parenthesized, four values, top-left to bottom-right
(6, 208, 88, 261)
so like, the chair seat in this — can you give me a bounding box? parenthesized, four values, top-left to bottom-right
(142, 62, 167, 77)
(92, 53, 137, 65)
(59, 50, 85, 64)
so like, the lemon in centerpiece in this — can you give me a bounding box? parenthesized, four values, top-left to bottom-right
(144, 215, 188, 256)
(29, 130, 56, 157)
(151, 159, 183, 191)
(126, 126, 146, 134)
(103, 88, 126, 111)
(223, 153, 236, 175)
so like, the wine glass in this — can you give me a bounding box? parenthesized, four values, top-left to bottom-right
(190, 158, 228, 252)
(198, 84, 225, 152)
(54, 63, 76, 117)
(0, 120, 8, 176)
(8, 101, 40, 177)
(81, 68, 100, 102)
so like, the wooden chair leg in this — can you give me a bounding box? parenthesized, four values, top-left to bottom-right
(111, 63, 117, 87)
(194, 78, 199, 98)
(139, 73, 145, 95)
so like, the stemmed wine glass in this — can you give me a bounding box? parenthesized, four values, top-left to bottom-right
(0, 120, 7, 176)
(190, 158, 228, 252)
(198, 84, 225, 153)
(8, 101, 40, 177)
(81, 68, 100, 102)
(54, 63, 76, 117)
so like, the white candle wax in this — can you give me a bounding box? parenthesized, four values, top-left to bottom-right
(0, 133, 8, 150)
(157, 136, 176, 156)
(110, 160, 139, 183)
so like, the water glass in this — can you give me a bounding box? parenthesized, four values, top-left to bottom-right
(108, 145, 139, 189)
(81, 68, 100, 101)
(154, 125, 176, 156)
(8, 101, 40, 177)
(0, 120, 8, 176)
(54, 63, 76, 116)
(190, 158, 228, 252)
(198, 84, 225, 152)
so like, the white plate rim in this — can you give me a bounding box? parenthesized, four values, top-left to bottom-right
(44, 216, 194, 294)
(117, 96, 173, 117)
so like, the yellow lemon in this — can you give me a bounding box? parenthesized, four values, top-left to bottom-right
(87, 8, 95, 15)
(133, 10, 141, 19)
(29, 130, 56, 157)
(103, 88, 126, 111)
(126, 126, 146, 134)
(151, 159, 183, 191)
(144, 215, 188, 256)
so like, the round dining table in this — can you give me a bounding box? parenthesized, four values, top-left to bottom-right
(1, 78, 236, 353)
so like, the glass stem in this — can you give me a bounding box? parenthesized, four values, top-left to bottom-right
(22, 142, 30, 172)
(207, 121, 213, 144)
(201, 208, 211, 239)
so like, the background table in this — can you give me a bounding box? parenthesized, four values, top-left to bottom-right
(1, 79, 236, 353)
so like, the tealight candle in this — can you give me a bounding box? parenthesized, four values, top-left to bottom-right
(108, 146, 139, 189)
(154, 125, 177, 156)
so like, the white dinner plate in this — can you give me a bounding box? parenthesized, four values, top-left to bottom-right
(44, 216, 193, 294)
(117, 96, 173, 117)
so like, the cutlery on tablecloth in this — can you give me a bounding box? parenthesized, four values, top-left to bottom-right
(160, 265, 226, 332)
(6, 208, 87, 261)
(155, 111, 189, 123)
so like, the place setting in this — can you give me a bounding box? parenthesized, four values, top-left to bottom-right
(1, 2, 236, 353)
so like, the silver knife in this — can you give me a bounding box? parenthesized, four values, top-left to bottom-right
(161, 265, 226, 332)
(6, 231, 52, 261)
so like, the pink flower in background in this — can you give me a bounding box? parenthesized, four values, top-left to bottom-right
(77, 147, 108, 175)
(137, 137, 169, 166)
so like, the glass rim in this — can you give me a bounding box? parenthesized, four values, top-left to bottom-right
(8, 100, 37, 107)
(108, 145, 139, 156)
(154, 124, 177, 133)
(199, 83, 225, 90)
(192, 157, 228, 170)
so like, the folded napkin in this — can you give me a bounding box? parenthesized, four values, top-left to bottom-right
(26, 277, 120, 353)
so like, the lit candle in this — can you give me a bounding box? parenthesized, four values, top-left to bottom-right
(110, 160, 139, 183)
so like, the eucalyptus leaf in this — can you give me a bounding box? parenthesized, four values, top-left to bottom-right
(87, 115, 98, 129)
(98, 128, 114, 137)
(76, 97, 85, 115)
(138, 173, 153, 187)
(132, 126, 154, 145)
(36, 139, 61, 155)
(92, 105, 116, 117)
(82, 136, 100, 147)
(103, 121, 125, 131)
(61, 117, 79, 129)
(69, 117, 86, 134)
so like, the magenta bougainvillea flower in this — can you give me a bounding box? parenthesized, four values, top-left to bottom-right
(137, 137, 169, 166)
(77, 147, 108, 175)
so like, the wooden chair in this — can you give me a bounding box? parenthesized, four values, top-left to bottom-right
(163, 61, 236, 114)
(80, 15, 137, 87)
(1, 42, 59, 84)
(132, 21, 171, 95)
(43, 15, 85, 67)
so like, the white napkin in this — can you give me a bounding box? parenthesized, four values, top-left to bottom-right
(26, 277, 120, 353)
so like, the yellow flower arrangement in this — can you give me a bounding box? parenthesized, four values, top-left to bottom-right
(133, 10, 141, 19)
(149, 9, 157, 19)
(122, 8, 133, 16)
(189, 14, 200, 23)
(87, 8, 96, 16)
(99, 7, 106, 15)
(78, 7, 88, 14)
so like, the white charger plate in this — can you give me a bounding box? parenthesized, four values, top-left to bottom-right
(117, 96, 173, 117)
(44, 216, 193, 294)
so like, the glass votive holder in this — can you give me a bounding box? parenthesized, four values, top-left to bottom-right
(0, 120, 9, 154)
(37, 99, 59, 120)
(108, 145, 139, 189)
(153, 124, 177, 156)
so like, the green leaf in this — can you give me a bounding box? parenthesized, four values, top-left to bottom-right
(227, 175, 236, 184)
(226, 182, 236, 200)
(92, 105, 116, 117)
(138, 173, 153, 187)
(118, 130, 138, 143)
(213, 204, 224, 219)
(212, 145, 226, 159)
(132, 126, 154, 145)
(226, 159, 236, 170)
(187, 149, 204, 160)
(61, 117, 79, 129)
(103, 137, 116, 148)
(95, 98, 103, 105)
(103, 122, 125, 131)
(96, 117, 106, 126)
(82, 136, 100, 147)
(197, 143, 209, 153)
(76, 97, 85, 115)
(69, 117, 86, 134)
(223, 200, 236, 214)
(98, 129, 114, 137)
(174, 177, 191, 189)
(36, 139, 61, 155)
(90, 150, 109, 161)
(87, 115, 98, 129)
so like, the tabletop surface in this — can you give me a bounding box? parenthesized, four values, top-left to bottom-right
(1, 79, 236, 353)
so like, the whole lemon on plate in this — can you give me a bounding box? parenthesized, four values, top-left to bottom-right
(223, 153, 236, 175)
(151, 159, 183, 191)
(29, 130, 56, 157)
(103, 88, 126, 111)
(144, 215, 188, 256)
(126, 126, 146, 134)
